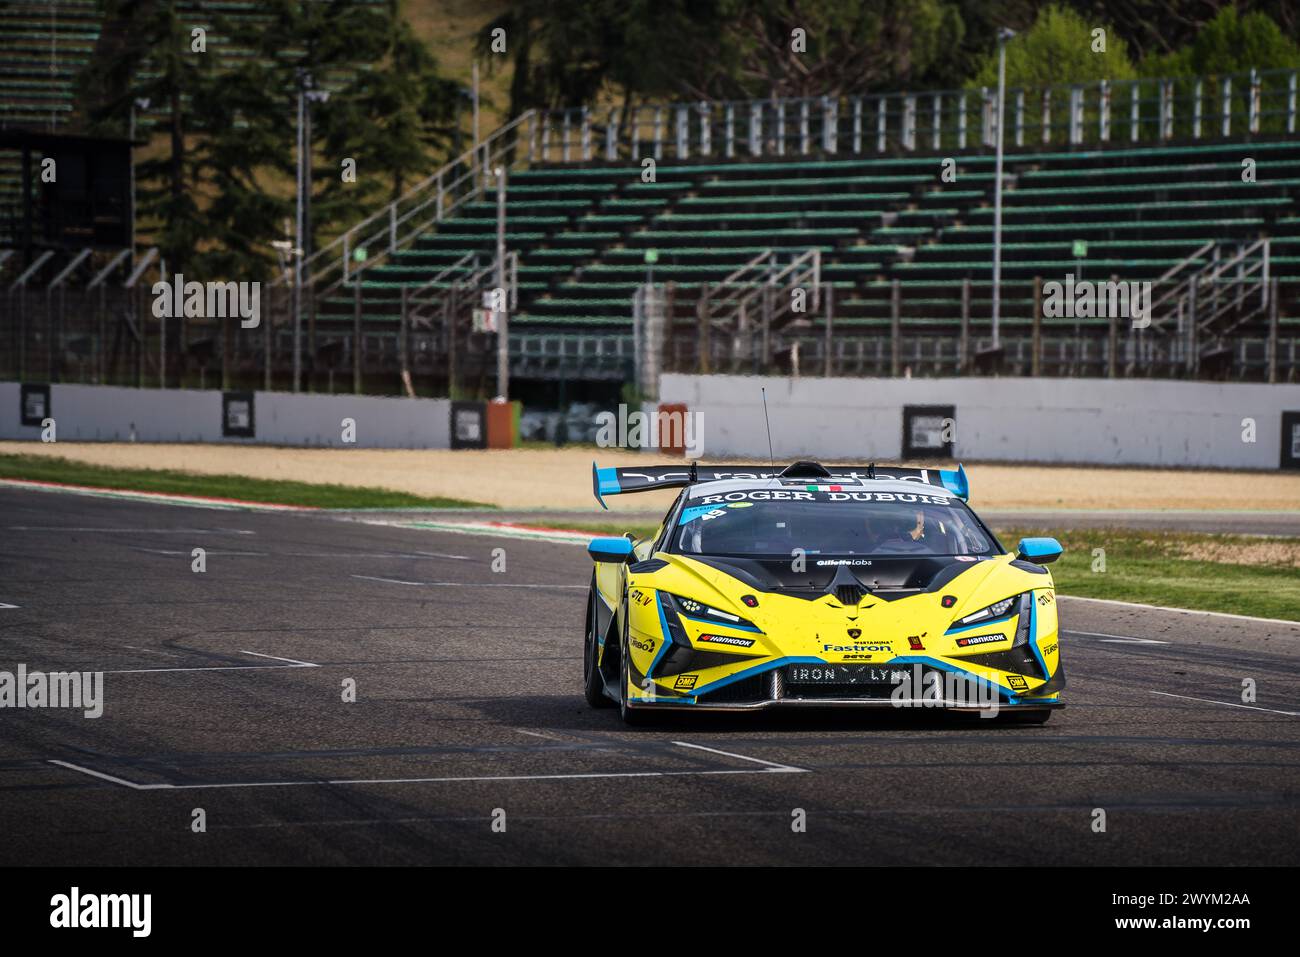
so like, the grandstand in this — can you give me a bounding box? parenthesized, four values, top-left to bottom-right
(2, 4, 1298, 395)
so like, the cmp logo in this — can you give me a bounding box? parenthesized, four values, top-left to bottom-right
(50, 887, 151, 937)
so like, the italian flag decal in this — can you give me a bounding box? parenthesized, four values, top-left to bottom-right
(805, 484, 843, 492)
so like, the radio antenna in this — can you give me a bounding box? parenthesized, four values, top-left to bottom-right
(761, 387, 775, 468)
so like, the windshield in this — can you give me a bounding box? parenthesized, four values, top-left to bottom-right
(671, 490, 998, 558)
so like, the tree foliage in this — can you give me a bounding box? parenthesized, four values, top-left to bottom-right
(968, 4, 1136, 90)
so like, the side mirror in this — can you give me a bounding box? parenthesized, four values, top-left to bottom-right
(588, 536, 635, 564)
(1017, 536, 1062, 565)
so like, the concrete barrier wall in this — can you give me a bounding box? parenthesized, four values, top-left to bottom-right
(0, 383, 451, 449)
(659, 374, 1300, 470)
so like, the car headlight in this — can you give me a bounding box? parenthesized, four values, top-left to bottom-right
(954, 594, 1019, 627)
(667, 593, 758, 631)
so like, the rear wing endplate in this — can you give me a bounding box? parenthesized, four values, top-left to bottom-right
(592, 462, 968, 509)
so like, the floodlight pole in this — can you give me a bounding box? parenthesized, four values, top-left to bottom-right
(991, 28, 1014, 351)
(293, 79, 305, 393)
(495, 166, 508, 400)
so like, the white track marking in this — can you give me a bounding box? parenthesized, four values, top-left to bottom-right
(7, 526, 254, 534)
(48, 761, 157, 790)
(1067, 630, 1170, 644)
(101, 650, 319, 675)
(1150, 691, 1300, 717)
(48, 740, 807, 791)
(238, 650, 320, 668)
(351, 575, 585, 589)
(672, 741, 808, 772)
(513, 729, 565, 741)
(0, 602, 18, 610)
(131, 548, 266, 557)
(49, 766, 806, 791)
(1060, 595, 1300, 628)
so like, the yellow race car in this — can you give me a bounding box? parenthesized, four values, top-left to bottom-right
(584, 461, 1064, 724)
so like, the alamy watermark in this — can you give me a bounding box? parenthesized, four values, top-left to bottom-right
(0, 664, 103, 718)
(595, 404, 704, 457)
(152, 273, 261, 328)
(1042, 274, 1151, 328)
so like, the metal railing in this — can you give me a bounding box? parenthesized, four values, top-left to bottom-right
(278, 109, 536, 292)
(532, 67, 1300, 164)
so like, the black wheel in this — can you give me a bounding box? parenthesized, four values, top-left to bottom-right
(1001, 708, 1053, 725)
(583, 581, 613, 708)
(617, 590, 650, 727)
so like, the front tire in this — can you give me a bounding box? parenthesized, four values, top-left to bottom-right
(583, 581, 613, 709)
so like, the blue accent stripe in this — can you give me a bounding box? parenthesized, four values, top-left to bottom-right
(648, 592, 674, 678)
(939, 464, 970, 500)
(688, 656, 825, 697)
(1027, 593, 1048, 677)
(592, 462, 620, 510)
(892, 655, 1020, 698)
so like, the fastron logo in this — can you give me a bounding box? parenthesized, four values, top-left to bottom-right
(50, 887, 151, 937)
(1042, 274, 1151, 328)
(152, 273, 260, 328)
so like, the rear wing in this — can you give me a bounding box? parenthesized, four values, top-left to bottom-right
(592, 462, 969, 508)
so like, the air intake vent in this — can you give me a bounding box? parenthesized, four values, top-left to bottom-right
(825, 564, 866, 606)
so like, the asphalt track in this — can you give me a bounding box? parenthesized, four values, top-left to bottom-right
(1, 487, 1298, 866)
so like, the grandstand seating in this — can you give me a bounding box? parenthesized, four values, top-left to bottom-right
(316, 137, 1300, 380)
(2, 4, 1297, 384)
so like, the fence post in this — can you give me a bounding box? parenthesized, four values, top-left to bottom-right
(653, 106, 664, 159)
(935, 93, 945, 150)
(606, 108, 618, 161)
(1268, 276, 1279, 384)
(957, 93, 967, 149)
(853, 97, 862, 153)
(352, 280, 362, 394)
(1014, 90, 1024, 147)
(776, 100, 786, 155)
(1161, 80, 1173, 139)
(890, 280, 901, 377)
(823, 283, 833, 377)
(960, 278, 970, 373)
(903, 95, 916, 150)
(1041, 89, 1051, 144)
(562, 111, 571, 163)
(1221, 76, 1232, 137)
(1069, 86, 1082, 144)
(799, 99, 809, 155)
(675, 105, 688, 159)
(263, 288, 272, 390)
(1290, 73, 1298, 134)
(877, 96, 887, 151)
(1250, 69, 1260, 134)
(1031, 277, 1042, 376)
(1193, 80, 1203, 138)
(1107, 273, 1119, 378)
(749, 102, 760, 156)
(700, 102, 712, 157)
(696, 283, 711, 375)
(581, 107, 591, 161)
(1130, 81, 1140, 142)
(1099, 80, 1109, 141)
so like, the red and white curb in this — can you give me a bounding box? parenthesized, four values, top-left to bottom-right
(0, 477, 315, 512)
